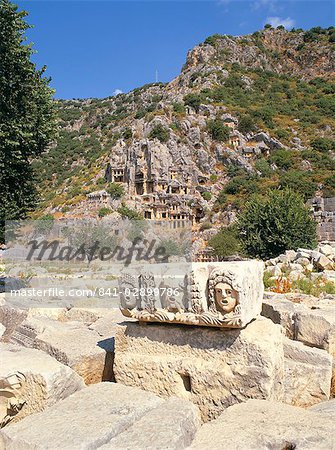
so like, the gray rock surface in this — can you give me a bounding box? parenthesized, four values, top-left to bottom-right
(10, 317, 114, 384)
(100, 398, 201, 450)
(0, 343, 84, 426)
(114, 317, 284, 422)
(188, 399, 335, 450)
(0, 383, 179, 450)
(283, 338, 332, 407)
(309, 398, 335, 418)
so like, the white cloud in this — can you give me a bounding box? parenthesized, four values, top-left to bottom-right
(265, 16, 295, 29)
(113, 89, 123, 96)
(252, 0, 279, 12)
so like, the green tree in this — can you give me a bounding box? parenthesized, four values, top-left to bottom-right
(238, 114, 257, 134)
(149, 124, 170, 143)
(206, 119, 230, 142)
(0, 0, 57, 242)
(183, 93, 202, 112)
(238, 189, 317, 259)
(209, 226, 242, 258)
(279, 171, 317, 200)
(107, 182, 125, 199)
(311, 137, 335, 153)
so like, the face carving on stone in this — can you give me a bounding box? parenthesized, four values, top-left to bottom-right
(214, 282, 237, 314)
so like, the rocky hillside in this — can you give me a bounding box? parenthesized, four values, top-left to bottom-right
(32, 27, 335, 233)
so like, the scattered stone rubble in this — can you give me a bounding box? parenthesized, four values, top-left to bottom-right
(0, 255, 334, 448)
(265, 243, 335, 282)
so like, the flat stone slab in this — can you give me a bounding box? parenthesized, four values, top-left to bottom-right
(0, 343, 84, 427)
(114, 317, 284, 421)
(283, 338, 332, 407)
(0, 383, 198, 450)
(188, 399, 335, 450)
(10, 317, 114, 384)
(100, 397, 200, 450)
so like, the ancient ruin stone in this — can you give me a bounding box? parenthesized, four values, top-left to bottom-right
(9, 317, 114, 384)
(0, 383, 185, 450)
(0, 343, 84, 427)
(99, 398, 201, 450)
(121, 261, 264, 328)
(283, 338, 332, 407)
(114, 317, 284, 422)
(188, 399, 335, 450)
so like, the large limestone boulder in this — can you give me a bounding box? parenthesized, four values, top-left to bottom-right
(10, 317, 114, 384)
(283, 338, 332, 407)
(188, 399, 335, 450)
(100, 397, 201, 450)
(309, 398, 335, 418)
(0, 383, 200, 450)
(0, 343, 84, 427)
(295, 306, 335, 351)
(114, 317, 284, 421)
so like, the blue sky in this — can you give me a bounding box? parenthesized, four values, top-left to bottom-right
(18, 0, 335, 99)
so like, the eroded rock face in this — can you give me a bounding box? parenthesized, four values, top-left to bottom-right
(283, 338, 332, 407)
(0, 383, 200, 450)
(188, 399, 335, 450)
(9, 317, 114, 384)
(121, 261, 264, 329)
(114, 317, 284, 421)
(0, 343, 84, 427)
(99, 397, 201, 450)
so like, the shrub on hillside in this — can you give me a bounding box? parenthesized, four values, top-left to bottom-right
(149, 124, 170, 143)
(209, 226, 242, 258)
(238, 115, 257, 134)
(237, 189, 317, 259)
(269, 149, 295, 170)
(279, 171, 317, 200)
(206, 119, 230, 142)
(117, 205, 143, 220)
(201, 191, 212, 201)
(311, 137, 335, 153)
(98, 207, 112, 218)
(172, 102, 185, 113)
(107, 182, 125, 199)
(183, 93, 202, 112)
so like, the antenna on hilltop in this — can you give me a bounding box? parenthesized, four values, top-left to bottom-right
(155, 69, 158, 83)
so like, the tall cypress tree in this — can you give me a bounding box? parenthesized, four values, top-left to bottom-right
(0, 0, 57, 242)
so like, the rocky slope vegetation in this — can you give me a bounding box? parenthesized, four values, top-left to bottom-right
(32, 27, 335, 231)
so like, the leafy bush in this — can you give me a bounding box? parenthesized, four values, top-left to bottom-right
(201, 191, 212, 201)
(122, 128, 133, 140)
(238, 114, 257, 134)
(279, 171, 317, 200)
(172, 102, 185, 113)
(237, 189, 317, 259)
(34, 214, 54, 235)
(117, 205, 143, 220)
(216, 190, 227, 205)
(311, 137, 335, 153)
(269, 149, 295, 170)
(98, 207, 112, 218)
(107, 182, 124, 199)
(223, 176, 259, 195)
(183, 93, 202, 112)
(206, 119, 230, 142)
(209, 226, 242, 258)
(204, 34, 223, 46)
(149, 124, 170, 143)
(255, 158, 272, 177)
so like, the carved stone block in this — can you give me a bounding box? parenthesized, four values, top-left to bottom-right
(120, 260, 264, 328)
(114, 317, 284, 422)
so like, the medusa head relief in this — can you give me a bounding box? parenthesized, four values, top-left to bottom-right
(208, 270, 241, 316)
